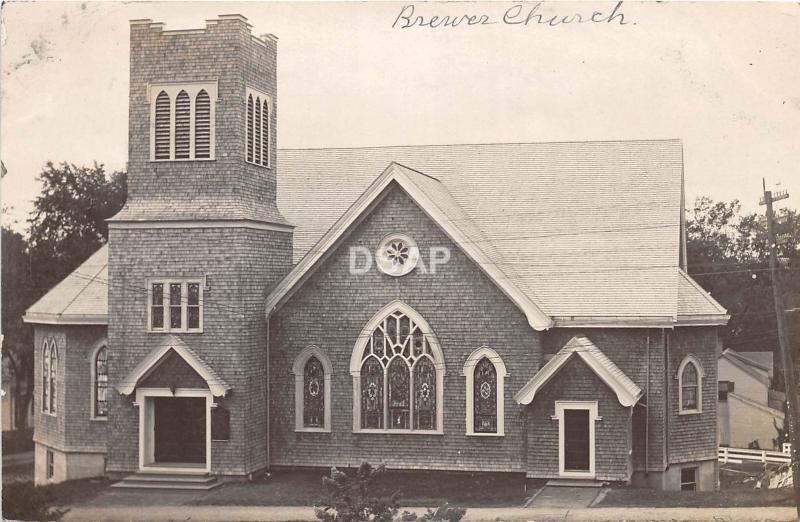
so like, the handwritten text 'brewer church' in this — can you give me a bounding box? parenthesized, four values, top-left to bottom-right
(392, 1, 629, 29)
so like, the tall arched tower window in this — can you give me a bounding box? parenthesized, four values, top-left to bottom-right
(174, 90, 191, 159)
(194, 90, 211, 159)
(350, 301, 444, 433)
(153, 91, 171, 160)
(149, 83, 217, 161)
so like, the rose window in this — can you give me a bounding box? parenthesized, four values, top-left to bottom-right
(376, 234, 419, 276)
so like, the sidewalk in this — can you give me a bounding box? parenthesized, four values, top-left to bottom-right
(61, 504, 799, 521)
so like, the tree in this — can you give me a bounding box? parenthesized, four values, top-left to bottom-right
(1, 227, 36, 428)
(1, 162, 127, 429)
(685, 197, 800, 388)
(27, 162, 127, 294)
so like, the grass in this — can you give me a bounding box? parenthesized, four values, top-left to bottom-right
(192, 467, 528, 508)
(596, 464, 794, 508)
(1, 477, 112, 521)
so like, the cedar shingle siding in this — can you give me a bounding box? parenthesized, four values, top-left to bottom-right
(26, 14, 726, 489)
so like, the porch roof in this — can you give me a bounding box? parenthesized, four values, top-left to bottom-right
(117, 335, 231, 397)
(514, 335, 643, 407)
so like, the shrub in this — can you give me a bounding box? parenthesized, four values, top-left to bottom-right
(315, 462, 400, 522)
(1, 481, 64, 521)
(401, 503, 467, 522)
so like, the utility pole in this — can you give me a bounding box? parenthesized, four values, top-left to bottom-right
(761, 179, 800, 517)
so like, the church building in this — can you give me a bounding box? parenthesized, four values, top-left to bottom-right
(24, 15, 729, 491)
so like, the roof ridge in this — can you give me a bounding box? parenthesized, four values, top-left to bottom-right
(278, 138, 683, 152)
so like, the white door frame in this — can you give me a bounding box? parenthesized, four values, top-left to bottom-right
(134, 387, 212, 473)
(554, 400, 598, 479)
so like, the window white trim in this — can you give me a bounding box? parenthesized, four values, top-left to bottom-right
(463, 346, 507, 436)
(350, 300, 445, 433)
(292, 345, 332, 433)
(555, 400, 598, 479)
(677, 354, 705, 415)
(147, 278, 205, 333)
(148, 81, 218, 161)
(245, 87, 272, 168)
(90, 340, 109, 421)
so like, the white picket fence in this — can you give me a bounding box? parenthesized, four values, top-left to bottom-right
(718, 444, 792, 465)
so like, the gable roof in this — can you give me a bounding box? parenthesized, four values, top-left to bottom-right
(265, 162, 552, 330)
(719, 348, 771, 386)
(514, 335, 643, 407)
(117, 335, 230, 397)
(23, 246, 108, 325)
(25, 141, 729, 327)
(278, 140, 726, 325)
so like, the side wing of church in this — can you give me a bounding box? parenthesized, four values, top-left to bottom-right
(23, 15, 729, 492)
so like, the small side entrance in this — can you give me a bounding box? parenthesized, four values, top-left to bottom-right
(153, 397, 205, 464)
(556, 401, 597, 478)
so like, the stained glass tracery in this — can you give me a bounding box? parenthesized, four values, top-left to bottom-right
(474, 357, 497, 433)
(359, 310, 438, 431)
(303, 356, 325, 427)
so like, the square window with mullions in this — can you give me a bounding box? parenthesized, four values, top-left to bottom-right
(148, 279, 203, 333)
(680, 467, 697, 491)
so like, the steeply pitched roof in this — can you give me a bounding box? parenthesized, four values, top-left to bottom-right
(277, 140, 724, 323)
(23, 246, 108, 325)
(514, 335, 643, 407)
(117, 335, 231, 397)
(265, 162, 552, 330)
(25, 140, 730, 326)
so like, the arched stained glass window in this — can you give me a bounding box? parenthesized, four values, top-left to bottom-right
(42, 342, 50, 413)
(94, 346, 108, 418)
(474, 357, 497, 433)
(413, 357, 436, 430)
(174, 90, 191, 159)
(303, 356, 325, 428)
(361, 357, 384, 429)
(357, 307, 442, 432)
(681, 362, 699, 411)
(50, 343, 57, 414)
(154, 91, 171, 160)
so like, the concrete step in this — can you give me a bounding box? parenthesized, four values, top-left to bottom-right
(546, 479, 604, 488)
(111, 480, 222, 490)
(111, 470, 221, 491)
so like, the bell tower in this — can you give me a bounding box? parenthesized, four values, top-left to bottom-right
(106, 15, 292, 477)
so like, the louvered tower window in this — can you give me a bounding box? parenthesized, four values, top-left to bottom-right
(254, 98, 262, 165)
(150, 83, 216, 161)
(194, 90, 211, 159)
(262, 99, 270, 167)
(246, 95, 254, 162)
(154, 91, 171, 160)
(174, 90, 191, 159)
(245, 87, 272, 168)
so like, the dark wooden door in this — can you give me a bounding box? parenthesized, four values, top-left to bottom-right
(563, 409, 590, 472)
(153, 397, 206, 463)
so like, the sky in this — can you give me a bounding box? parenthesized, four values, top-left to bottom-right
(1, 1, 799, 234)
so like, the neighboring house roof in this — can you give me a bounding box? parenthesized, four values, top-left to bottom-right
(117, 335, 231, 397)
(719, 348, 771, 387)
(23, 246, 108, 325)
(739, 351, 774, 377)
(514, 335, 643, 407)
(265, 162, 552, 330)
(25, 141, 730, 327)
(729, 392, 785, 420)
